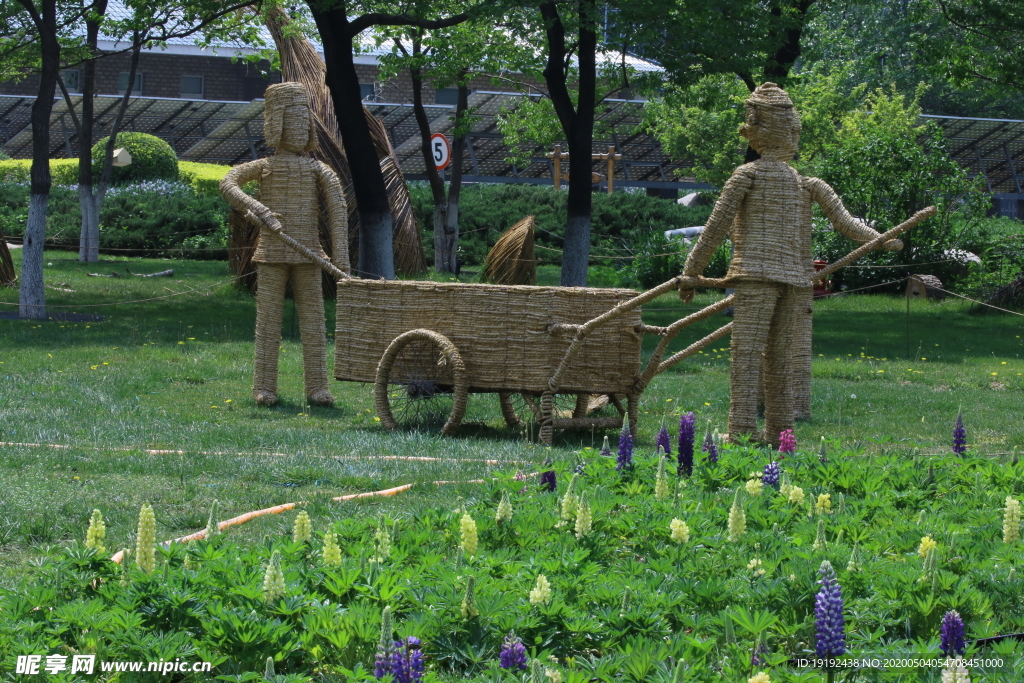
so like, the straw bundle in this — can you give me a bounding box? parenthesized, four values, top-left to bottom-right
(483, 215, 536, 285)
(0, 230, 15, 287)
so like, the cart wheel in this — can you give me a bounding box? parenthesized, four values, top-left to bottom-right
(499, 393, 606, 430)
(374, 329, 467, 436)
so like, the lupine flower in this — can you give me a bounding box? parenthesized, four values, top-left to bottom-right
(500, 631, 528, 670)
(372, 523, 392, 563)
(818, 436, 828, 463)
(529, 659, 545, 683)
(85, 509, 106, 554)
(654, 455, 669, 500)
(204, 500, 220, 539)
(751, 639, 769, 668)
(1003, 496, 1021, 543)
(748, 673, 771, 683)
(539, 470, 557, 492)
(745, 476, 763, 496)
(322, 530, 342, 567)
(919, 535, 937, 558)
(461, 576, 479, 619)
(940, 610, 966, 656)
(728, 489, 746, 542)
(262, 550, 286, 603)
(813, 519, 827, 551)
(701, 423, 718, 463)
(763, 460, 781, 487)
(678, 411, 695, 476)
(529, 574, 552, 605)
(619, 586, 631, 616)
(953, 411, 967, 456)
(814, 560, 846, 658)
(574, 493, 592, 539)
(265, 657, 275, 679)
(656, 424, 672, 456)
(390, 636, 425, 683)
(545, 666, 563, 683)
(460, 513, 478, 557)
(922, 544, 939, 582)
(670, 518, 690, 543)
(788, 486, 805, 504)
(560, 473, 580, 521)
(815, 493, 832, 514)
(846, 545, 861, 572)
(779, 429, 795, 456)
(136, 503, 156, 574)
(617, 421, 634, 472)
(599, 435, 612, 458)
(293, 510, 312, 544)
(747, 558, 766, 577)
(375, 606, 395, 679)
(941, 660, 971, 683)
(495, 491, 513, 524)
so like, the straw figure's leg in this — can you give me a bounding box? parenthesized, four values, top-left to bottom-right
(573, 394, 589, 419)
(792, 287, 814, 421)
(761, 285, 803, 446)
(254, 263, 289, 406)
(540, 392, 554, 445)
(728, 282, 781, 442)
(498, 393, 524, 428)
(291, 263, 333, 406)
(627, 393, 639, 439)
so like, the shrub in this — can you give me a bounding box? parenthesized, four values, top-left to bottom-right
(91, 132, 179, 184)
(179, 161, 234, 197)
(0, 158, 79, 185)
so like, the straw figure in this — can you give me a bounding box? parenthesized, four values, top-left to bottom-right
(680, 82, 902, 446)
(220, 82, 349, 407)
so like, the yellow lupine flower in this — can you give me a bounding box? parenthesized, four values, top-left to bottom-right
(262, 549, 286, 603)
(918, 535, 937, 558)
(788, 486, 805, 504)
(322, 530, 342, 567)
(85, 509, 106, 554)
(135, 503, 156, 574)
(1004, 496, 1021, 543)
(292, 510, 312, 544)
(748, 673, 771, 683)
(495, 491, 513, 524)
(745, 478, 763, 496)
(670, 518, 690, 543)
(654, 456, 669, 500)
(530, 574, 552, 605)
(460, 513, 478, 557)
(574, 493, 592, 539)
(728, 490, 746, 542)
(815, 493, 832, 514)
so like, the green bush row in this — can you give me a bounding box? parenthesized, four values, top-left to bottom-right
(0, 158, 231, 197)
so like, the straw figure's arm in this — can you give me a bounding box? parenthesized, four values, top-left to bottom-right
(678, 165, 755, 303)
(220, 159, 277, 230)
(805, 176, 903, 251)
(315, 160, 350, 275)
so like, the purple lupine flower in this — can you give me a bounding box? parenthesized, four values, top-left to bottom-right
(499, 631, 528, 670)
(953, 412, 967, 456)
(678, 411, 695, 477)
(656, 425, 672, 457)
(751, 639, 768, 667)
(617, 422, 634, 472)
(814, 560, 846, 659)
(763, 460, 781, 487)
(374, 648, 391, 679)
(701, 425, 718, 464)
(940, 610, 966, 656)
(539, 470, 557, 492)
(779, 429, 795, 457)
(390, 637, 425, 683)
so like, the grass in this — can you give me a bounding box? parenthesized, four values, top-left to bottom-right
(1, 252, 1022, 585)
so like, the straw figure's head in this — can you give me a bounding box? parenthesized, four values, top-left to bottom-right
(740, 82, 801, 161)
(264, 82, 317, 154)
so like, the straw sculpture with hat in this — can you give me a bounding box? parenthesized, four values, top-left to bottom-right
(679, 82, 903, 446)
(220, 81, 349, 407)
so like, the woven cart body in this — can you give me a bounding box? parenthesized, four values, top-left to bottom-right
(334, 279, 643, 395)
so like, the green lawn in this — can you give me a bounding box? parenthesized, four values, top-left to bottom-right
(1, 253, 1022, 584)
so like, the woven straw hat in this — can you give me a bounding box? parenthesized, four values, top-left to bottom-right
(746, 82, 794, 109)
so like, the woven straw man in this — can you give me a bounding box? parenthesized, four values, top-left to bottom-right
(220, 82, 349, 407)
(680, 82, 901, 446)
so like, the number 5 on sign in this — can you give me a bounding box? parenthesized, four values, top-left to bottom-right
(431, 133, 451, 170)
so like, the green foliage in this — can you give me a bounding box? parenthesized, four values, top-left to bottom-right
(0, 158, 79, 185)
(408, 183, 712, 269)
(621, 233, 730, 290)
(179, 161, 234, 197)
(0, 180, 228, 258)
(91, 132, 179, 185)
(4, 442, 1024, 680)
(808, 86, 987, 290)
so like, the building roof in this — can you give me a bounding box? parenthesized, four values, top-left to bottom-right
(922, 114, 1024, 194)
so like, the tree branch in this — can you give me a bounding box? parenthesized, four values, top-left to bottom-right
(348, 12, 469, 37)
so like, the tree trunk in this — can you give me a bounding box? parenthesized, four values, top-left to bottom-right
(78, 1, 107, 263)
(444, 79, 469, 274)
(409, 59, 450, 272)
(19, 0, 60, 319)
(541, 0, 597, 287)
(310, 5, 395, 279)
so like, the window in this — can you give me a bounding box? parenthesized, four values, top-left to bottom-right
(180, 75, 204, 99)
(61, 69, 81, 93)
(118, 72, 143, 95)
(360, 83, 376, 101)
(435, 88, 459, 105)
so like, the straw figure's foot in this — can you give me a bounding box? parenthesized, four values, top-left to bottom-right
(307, 388, 334, 407)
(255, 390, 278, 407)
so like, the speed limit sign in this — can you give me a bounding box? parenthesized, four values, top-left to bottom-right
(430, 133, 451, 170)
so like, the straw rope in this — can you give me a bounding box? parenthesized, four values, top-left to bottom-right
(483, 215, 537, 285)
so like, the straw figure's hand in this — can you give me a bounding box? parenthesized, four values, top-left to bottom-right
(679, 284, 695, 304)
